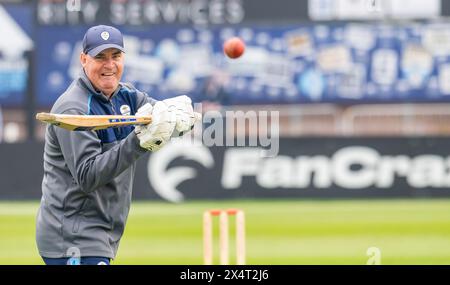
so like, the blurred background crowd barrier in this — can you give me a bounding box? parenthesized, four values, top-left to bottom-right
(2, 0, 450, 200)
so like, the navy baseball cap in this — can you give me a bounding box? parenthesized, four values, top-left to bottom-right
(82, 25, 125, 56)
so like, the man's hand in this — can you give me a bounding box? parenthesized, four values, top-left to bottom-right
(134, 102, 176, 151)
(162, 95, 202, 137)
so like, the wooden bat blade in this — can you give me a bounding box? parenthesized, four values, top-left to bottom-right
(36, 113, 152, 131)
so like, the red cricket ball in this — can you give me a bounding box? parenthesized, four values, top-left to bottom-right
(223, 37, 245, 59)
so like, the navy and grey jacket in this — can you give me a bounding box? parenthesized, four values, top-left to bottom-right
(36, 70, 156, 259)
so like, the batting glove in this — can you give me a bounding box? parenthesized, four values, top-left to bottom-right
(162, 95, 202, 137)
(135, 102, 176, 152)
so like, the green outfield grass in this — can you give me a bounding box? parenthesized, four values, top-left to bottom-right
(0, 199, 450, 265)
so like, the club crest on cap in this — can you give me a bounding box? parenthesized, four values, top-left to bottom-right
(101, 31, 110, 41)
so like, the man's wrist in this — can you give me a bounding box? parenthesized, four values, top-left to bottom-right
(130, 131, 149, 153)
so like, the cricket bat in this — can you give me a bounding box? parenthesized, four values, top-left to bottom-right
(36, 112, 152, 131)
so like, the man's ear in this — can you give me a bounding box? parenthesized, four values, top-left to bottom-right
(80, 53, 87, 67)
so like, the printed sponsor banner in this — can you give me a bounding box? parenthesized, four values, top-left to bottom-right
(0, 3, 33, 106)
(35, 21, 450, 107)
(35, 0, 308, 26)
(34, 0, 449, 25)
(2, 0, 450, 107)
(0, 0, 31, 3)
(2, 137, 450, 201)
(309, 0, 441, 20)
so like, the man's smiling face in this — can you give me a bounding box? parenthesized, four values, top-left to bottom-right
(80, 48, 124, 97)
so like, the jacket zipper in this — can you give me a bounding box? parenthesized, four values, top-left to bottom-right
(109, 99, 122, 137)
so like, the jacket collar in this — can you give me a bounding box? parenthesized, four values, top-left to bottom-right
(78, 69, 122, 102)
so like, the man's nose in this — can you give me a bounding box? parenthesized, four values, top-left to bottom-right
(104, 57, 115, 68)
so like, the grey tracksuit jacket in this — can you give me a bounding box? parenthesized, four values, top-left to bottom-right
(36, 70, 155, 259)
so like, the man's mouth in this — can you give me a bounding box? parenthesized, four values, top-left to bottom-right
(101, 72, 115, 77)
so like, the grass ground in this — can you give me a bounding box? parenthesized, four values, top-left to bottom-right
(0, 199, 449, 265)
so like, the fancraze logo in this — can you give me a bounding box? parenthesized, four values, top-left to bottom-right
(148, 143, 450, 202)
(221, 146, 450, 189)
(147, 139, 214, 203)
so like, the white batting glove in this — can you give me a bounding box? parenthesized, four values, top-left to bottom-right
(162, 95, 202, 137)
(134, 102, 154, 118)
(135, 102, 176, 151)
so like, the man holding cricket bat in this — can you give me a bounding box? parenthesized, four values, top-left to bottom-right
(36, 25, 199, 265)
